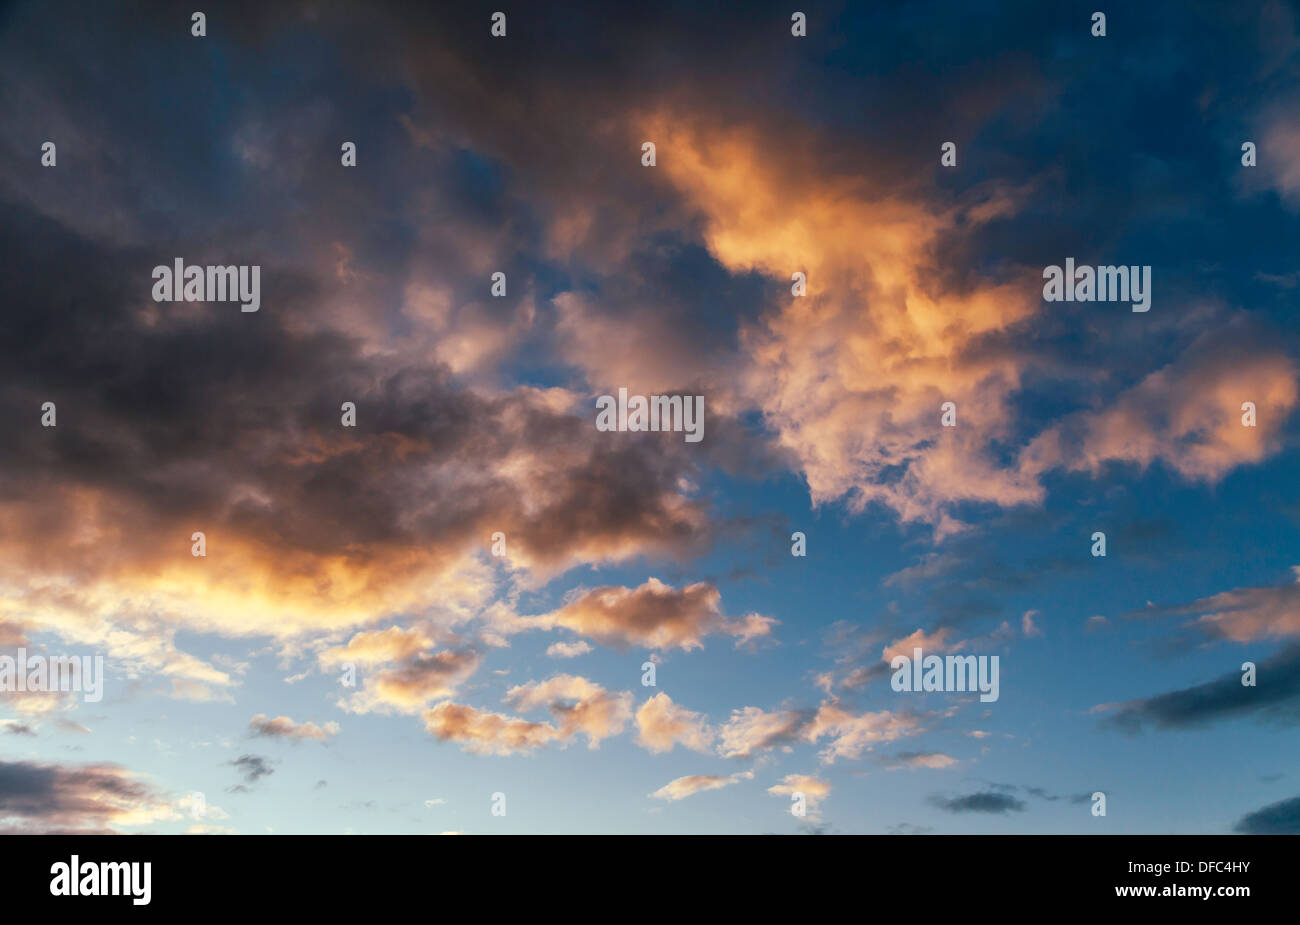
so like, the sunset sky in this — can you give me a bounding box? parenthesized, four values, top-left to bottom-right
(1, 0, 1299, 835)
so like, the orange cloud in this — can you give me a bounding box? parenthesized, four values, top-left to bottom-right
(768, 773, 831, 799)
(804, 701, 923, 764)
(339, 648, 482, 715)
(525, 578, 776, 651)
(318, 626, 438, 668)
(423, 702, 560, 756)
(643, 112, 1043, 535)
(545, 640, 593, 659)
(423, 674, 632, 754)
(1021, 326, 1298, 483)
(768, 773, 831, 819)
(1147, 568, 1300, 642)
(882, 627, 965, 663)
(635, 692, 715, 754)
(716, 706, 807, 759)
(504, 675, 632, 748)
(649, 770, 753, 802)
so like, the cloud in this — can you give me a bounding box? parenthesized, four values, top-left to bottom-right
(1021, 321, 1298, 484)
(633, 113, 1045, 536)
(1140, 569, 1300, 643)
(0, 620, 28, 647)
(424, 674, 631, 755)
(635, 692, 715, 754)
(318, 626, 438, 668)
(227, 754, 274, 791)
(882, 627, 964, 662)
(0, 759, 178, 833)
(1232, 794, 1300, 834)
(524, 578, 775, 652)
(804, 702, 924, 764)
(504, 675, 632, 747)
(423, 702, 560, 756)
(716, 700, 923, 764)
(1258, 106, 1300, 208)
(767, 773, 831, 800)
(177, 792, 229, 823)
(928, 791, 1027, 814)
(650, 770, 753, 802)
(886, 823, 935, 835)
(768, 773, 830, 820)
(0, 687, 77, 718)
(338, 648, 482, 715)
(248, 714, 340, 742)
(716, 706, 809, 759)
(1097, 644, 1300, 732)
(880, 751, 959, 770)
(0, 202, 716, 701)
(545, 640, 593, 659)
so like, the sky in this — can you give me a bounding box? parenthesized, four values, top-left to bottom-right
(1, 0, 1299, 835)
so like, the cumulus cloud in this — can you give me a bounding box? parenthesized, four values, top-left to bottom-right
(768, 773, 830, 819)
(717, 700, 924, 764)
(545, 640, 593, 659)
(0, 204, 714, 699)
(423, 702, 560, 756)
(635, 692, 715, 754)
(318, 626, 438, 668)
(523, 578, 776, 652)
(803, 701, 924, 764)
(504, 675, 632, 747)
(423, 674, 631, 755)
(640, 113, 1044, 536)
(338, 648, 482, 716)
(716, 706, 810, 759)
(1020, 322, 1297, 485)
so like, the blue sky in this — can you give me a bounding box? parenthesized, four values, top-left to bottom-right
(0, 0, 1299, 835)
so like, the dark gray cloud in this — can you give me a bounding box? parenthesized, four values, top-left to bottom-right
(227, 753, 274, 791)
(1232, 794, 1300, 834)
(0, 758, 168, 832)
(928, 791, 1027, 814)
(0, 199, 711, 582)
(1102, 644, 1300, 733)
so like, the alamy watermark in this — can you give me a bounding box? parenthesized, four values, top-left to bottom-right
(1042, 259, 1150, 312)
(595, 388, 704, 443)
(890, 648, 999, 703)
(152, 259, 261, 312)
(0, 648, 104, 703)
(50, 855, 150, 905)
